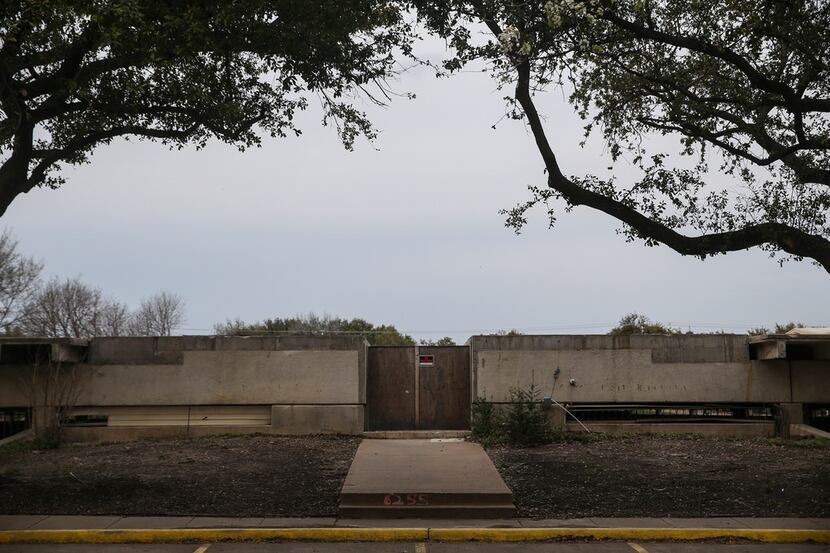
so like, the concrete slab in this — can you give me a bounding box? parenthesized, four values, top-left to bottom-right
(339, 438, 515, 518)
(663, 517, 745, 528)
(805, 519, 830, 530)
(519, 518, 597, 528)
(108, 516, 194, 529)
(0, 515, 48, 530)
(790, 423, 830, 439)
(363, 431, 472, 439)
(641, 545, 830, 553)
(8, 514, 830, 532)
(187, 517, 264, 528)
(210, 545, 423, 553)
(589, 517, 672, 528)
(29, 515, 120, 530)
(341, 439, 511, 495)
(0, 428, 32, 446)
(0, 547, 197, 553)
(259, 517, 336, 527)
(429, 545, 634, 552)
(732, 518, 830, 529)
(0, 545, 827, 553)
(334, 518, 521, 528)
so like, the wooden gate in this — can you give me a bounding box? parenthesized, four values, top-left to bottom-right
(365, 346, 470, 431)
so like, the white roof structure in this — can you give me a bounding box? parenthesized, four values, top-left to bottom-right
(786, 327, 830, 336)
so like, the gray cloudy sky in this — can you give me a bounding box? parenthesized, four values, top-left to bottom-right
(3, 45, 829, 343)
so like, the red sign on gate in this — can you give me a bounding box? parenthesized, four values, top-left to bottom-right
(418, 355, 434, 366)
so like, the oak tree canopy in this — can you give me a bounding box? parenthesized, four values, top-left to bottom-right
(0, 0, 412, 215)
(417, 0, 830, 271)
(2, 0, 829, 273)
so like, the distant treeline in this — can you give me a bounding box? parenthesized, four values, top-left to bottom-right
(214, 314, 456, 346)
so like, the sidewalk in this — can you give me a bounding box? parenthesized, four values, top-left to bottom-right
(1, 515, 828, 545)
(2, 514, 829, 530)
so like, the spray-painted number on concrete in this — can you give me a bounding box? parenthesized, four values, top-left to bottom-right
(383, 493, 429, 506)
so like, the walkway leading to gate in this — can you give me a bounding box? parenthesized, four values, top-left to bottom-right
(339, 439, 515, 518)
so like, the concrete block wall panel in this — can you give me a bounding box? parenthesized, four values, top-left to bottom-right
(74, 350, 361, 406)
(87, 335, 366, 361)
(1, 335, 369, 412)
(470, 335, 830, 404)
(815, 343, 830, 359)
(475, 349, 794, 403)
(0, 365, 26, 406)
(87, 337, 181, 364)
(791, 361, 830, 402)
(470, 334, 750, 356)
(69, 405, 273, 427)
(270, 404, 363, 435)
(60, 425, 274, 443)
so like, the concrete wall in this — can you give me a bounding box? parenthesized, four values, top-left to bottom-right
(469, 334, 830, 405)
(0, 335, 368, 441)
(3, 333, 829, 441)
(75, 350, 361, 405)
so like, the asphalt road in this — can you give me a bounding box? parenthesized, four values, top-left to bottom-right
(0, 543, 828, 552)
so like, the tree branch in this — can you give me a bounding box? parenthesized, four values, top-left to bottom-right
(512, 60, 830, 272)
(25, 123, 202, 188)
(599, 11, 830, 113)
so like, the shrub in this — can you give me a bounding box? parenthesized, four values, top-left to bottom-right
(471, 396, 501, 445)
(503, 383, 553, 446)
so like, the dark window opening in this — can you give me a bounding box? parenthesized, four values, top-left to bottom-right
(0, 343, 51, 364)
(0, 408, 30, 439)
(564, 404, 774, 423)
(807, 404, 830, 432)
(62, 414, 108, 427)
(787, 344, 814, 360)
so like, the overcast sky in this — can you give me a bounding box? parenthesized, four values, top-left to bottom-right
(3, 44, 829, 343)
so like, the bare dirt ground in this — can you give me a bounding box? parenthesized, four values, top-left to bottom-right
(486, 435, 830, 519)
(0, 434, 359, 517)
(2, 434, 828, 518)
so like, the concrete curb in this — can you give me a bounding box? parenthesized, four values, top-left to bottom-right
(430, 527, 830, 543)
(0, 527, 828, 544)
(0, 528, 428, 544)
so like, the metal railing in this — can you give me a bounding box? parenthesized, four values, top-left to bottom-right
(563, 403, 775, 424)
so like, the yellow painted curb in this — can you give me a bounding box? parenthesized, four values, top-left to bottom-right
(0, 526, 827, 544)
(0, 527, 427, 544)
(430, 527, 830, 543)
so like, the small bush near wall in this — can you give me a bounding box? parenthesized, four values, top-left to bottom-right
(504, 384, 552, 446)
(472, 384, 558, 446)
(471, 397, 500, 445)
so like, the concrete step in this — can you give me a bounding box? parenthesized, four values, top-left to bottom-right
(338, 504, 516, 519)
(339, 439, 515, 519)
(339, 492, 513, 507)
(362, 430, 471, 439)
(340, 491, 516, 518)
